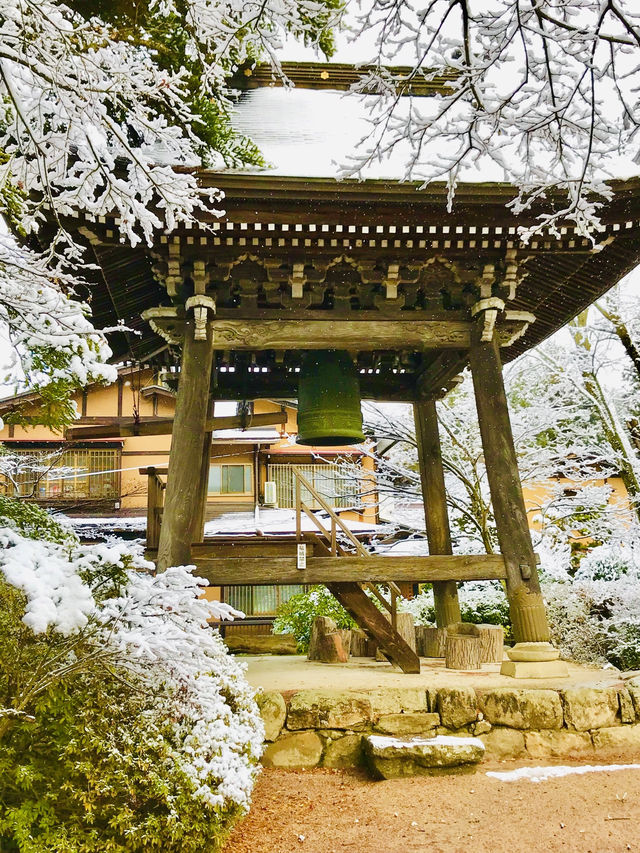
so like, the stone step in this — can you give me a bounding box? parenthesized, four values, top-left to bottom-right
(363, 733, 485, 779)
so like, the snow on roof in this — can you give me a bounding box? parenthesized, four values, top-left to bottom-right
(205, 507, 382, 536)
(229, 69, 638, 183)
(211, 428, 282, 442)
(64, 507, 384, 539)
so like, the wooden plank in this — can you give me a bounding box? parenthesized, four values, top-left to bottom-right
(182, 318, 471, 351)
(67, 411, 288, 440)
(190, 554, 507, 585)
(229, 61, 456, 98)
(327, 582, 420, 674)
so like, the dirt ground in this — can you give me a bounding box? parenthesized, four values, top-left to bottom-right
(224, 760, 640, 853)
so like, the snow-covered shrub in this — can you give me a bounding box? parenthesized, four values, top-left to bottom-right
(0, 499, 263, 852)
(274, 585, 356, 652)
(574, 542, 640, 582)
(400, 582, 513, 642)
(543, 576, 640, 671)
(0, 494, 75, 545)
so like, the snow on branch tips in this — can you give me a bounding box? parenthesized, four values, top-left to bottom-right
(346, 0, 640, 238)
(0, 0, 340, 245)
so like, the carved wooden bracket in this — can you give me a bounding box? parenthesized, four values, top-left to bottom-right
(289, 262, 306, 299)
(471, 297, 506, 341)
(384, 263, 400, 299)
(185, 295, 216, 341)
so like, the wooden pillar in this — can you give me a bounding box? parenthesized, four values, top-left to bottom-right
(157, 319, 215, 570)
(468, 324, 553, 650)
(192, 430, 212, 544)
(413, 399, 462, 627)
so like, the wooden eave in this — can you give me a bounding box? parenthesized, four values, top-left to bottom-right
(227, 61, 458, 97)
(62, 174, 640, 389)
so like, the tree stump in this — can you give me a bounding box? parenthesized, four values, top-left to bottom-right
(317, 632, 350, 663)
(475, 623, 504, 663)
(415, 625, 448, 657)
(308, 616, 351, 663)
(376, 612, 416, 661)
(350, 629, 374, 657)
(445, 623, 482, 670)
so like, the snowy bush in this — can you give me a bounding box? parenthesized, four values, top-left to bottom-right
(543, 575, 640, 671)
(401, 582, 513, 643)
(274, 585, 356, 652)
(0, 500, 263, 852)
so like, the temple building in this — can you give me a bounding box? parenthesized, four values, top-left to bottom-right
(3, 61, 640, 675)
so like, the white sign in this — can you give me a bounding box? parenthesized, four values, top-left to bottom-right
(296, 543, 307, 570)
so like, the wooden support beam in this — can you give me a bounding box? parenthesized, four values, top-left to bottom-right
(192, 431, 212, 544)
(143, 310, 472, 350)
(416, 351, 467, 399)
(66, 411, 288, 440)
(185, 554, 508, 585)
(468, 323, 551, 644)
(157, 318, 215, 571)
(414, 399, 462, 628)
(327, 582, 420, 673)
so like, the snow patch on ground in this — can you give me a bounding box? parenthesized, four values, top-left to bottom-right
(487, 764, 640, 783)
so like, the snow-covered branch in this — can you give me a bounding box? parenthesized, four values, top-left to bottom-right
(345, 0, 640, 238)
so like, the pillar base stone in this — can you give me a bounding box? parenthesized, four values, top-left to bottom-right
(500, 643, 568, 678)
(500, 659, 569, 679)
(507, 642, 559, 662)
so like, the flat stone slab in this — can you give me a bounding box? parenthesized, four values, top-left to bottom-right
(363, 734, 485, 779)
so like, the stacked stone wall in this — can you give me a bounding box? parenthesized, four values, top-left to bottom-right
(258, 679, 640, 768)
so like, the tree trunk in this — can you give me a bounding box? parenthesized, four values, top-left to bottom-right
(416, 624, 448, 657)
(475, 624, 504, 663)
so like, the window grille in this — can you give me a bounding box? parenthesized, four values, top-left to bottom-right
(267, 463, 360, 509)
(3, 448, 119, 500)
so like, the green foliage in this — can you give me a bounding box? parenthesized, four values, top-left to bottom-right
(0, 496, 76, 546)
(0, 593, 240, 852)
(274, 585, 356, 652)
(0, 521, 256, 851)
(3, 381, 77, 431)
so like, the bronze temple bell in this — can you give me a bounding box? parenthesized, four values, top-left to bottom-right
(297, 350, 365, 446)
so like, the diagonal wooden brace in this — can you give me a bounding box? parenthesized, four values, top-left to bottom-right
(327, 581, 420, 674)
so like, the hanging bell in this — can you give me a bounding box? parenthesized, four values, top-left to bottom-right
(297, 350, 365, 446)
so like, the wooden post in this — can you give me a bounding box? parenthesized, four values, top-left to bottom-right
(468, 322, 556, 658)
(413, 399, 462, 627)
(157, 318, 215, 571)
(146, 468, 164, 550)
(192, 430, 212, 544)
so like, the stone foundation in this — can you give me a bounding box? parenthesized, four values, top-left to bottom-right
(259, 678, 640, 769)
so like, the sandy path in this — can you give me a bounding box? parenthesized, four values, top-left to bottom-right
(225, 761, 640, 853)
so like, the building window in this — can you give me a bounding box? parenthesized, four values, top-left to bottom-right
(208, 464, 252, 495)
(267, 463, 359, 509)
(2, 447, 120, 500)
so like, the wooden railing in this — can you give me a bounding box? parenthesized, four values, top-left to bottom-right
(292, 468, 401, 628)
